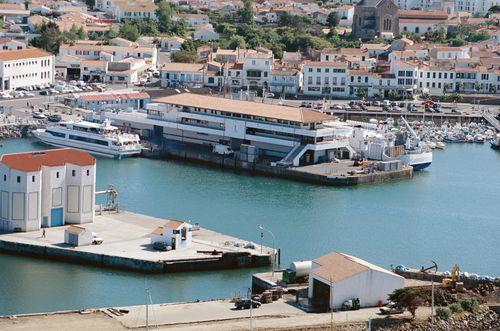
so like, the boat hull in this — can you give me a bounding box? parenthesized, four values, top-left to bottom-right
(396, 151, 432, 171)
(33, 130, 141, 159)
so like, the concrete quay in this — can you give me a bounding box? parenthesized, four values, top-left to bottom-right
(158, 143, 413, 187)
(0, 211, 272, 273)
(0, 299, 432, 331)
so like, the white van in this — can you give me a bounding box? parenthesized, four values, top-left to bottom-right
(212, 144, 234, 155)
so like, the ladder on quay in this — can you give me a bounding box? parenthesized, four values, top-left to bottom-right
(483, 111, 500, 132)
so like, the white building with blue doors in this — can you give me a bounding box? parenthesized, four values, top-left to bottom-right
(0, 148, 96, 232)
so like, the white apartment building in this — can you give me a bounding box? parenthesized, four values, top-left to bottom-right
(241, 52, 274, 91)
(59, 42, 158, 68)
(302, 61, 349, 97)
(0, 149, 96, 233)
(110, 0, 157, 20)
(172, 14, 209, 27)
(161, 62, 205, 88)
(454, 0, 499, 14)
(0, 48, 54, 91)
(0, 38, 26, 51)
(269, 68, 302, 95)
(418, 63, 456, 95)
(429, 46, 470, 59)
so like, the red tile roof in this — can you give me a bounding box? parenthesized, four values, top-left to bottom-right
(80, 91, 150, 102)
(0, 48, 52, 61)
(164, 220, 185, 229)
(1, 148, 95, 172)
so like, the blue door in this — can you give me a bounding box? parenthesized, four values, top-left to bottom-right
(51, 208, 63, 227)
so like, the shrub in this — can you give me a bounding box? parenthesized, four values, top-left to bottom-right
(436, 307, 452, 320)
(449, 303, 463, 313)
(460, 298, 479, 313)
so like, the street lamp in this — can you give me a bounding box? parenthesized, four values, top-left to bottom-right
(247, 287, 253, 331)
(257, 224, 276, 278)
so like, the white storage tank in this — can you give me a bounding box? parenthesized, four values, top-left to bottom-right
(290, 260, 313, 277)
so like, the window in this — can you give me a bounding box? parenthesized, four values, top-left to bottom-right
(72, 170, 76, 177)
(56, 172, 59, 178)
(3, 175, 5, 181)
(317, 68, 321, 73)
(17, 176, 20, 183)
(32, 176, 35, 183)
(86, 169, 90, 176)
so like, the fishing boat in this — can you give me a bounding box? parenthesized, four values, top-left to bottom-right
(491, 134, 500, 150)
(33, 119, 142, 158)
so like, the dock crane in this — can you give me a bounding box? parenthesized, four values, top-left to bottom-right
(95, 184, 119, 212)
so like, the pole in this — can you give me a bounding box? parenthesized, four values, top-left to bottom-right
(330, 275, 334, 331)
(145, 288, 149, 331)
(248, 288, 253, 331)
(260, 230, 263, 254)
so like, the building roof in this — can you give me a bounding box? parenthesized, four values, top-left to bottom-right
(151, 226, 164, 236)
(162, 62, 205, 72)
(80, 91, 150, 102)
(66, 225, 87, 235)
(311, 251, 401, 283)
(156, 93, 332, 124)
(0, 48, 52, 61)
(303, 60, 348, 67)
(0, 148, 95, 172)
(164, 220, 185, 229)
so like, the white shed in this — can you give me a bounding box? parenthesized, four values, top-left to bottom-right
(150, 220, 193, 250)
(64, 225, 93, 246)
(308, 252, 404, 310)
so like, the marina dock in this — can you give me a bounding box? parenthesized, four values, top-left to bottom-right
(0, 211, 273, 273)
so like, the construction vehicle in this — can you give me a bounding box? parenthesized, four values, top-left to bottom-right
(443, 264, 460, 288)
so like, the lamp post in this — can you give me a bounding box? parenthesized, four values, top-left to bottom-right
(257, 224, 276, 278)
(248, 287, 253, 331)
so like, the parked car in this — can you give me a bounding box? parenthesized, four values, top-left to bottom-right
(152, 241, 169, 251)
(48, 114, 62, 122)
(451, 108, 461, 114)
(343, 104, 351, 110)
(380, 302, 404, 315)
(373, 101, 382, 106)
(32, 112, 46, 119)
(234, 299, 261, 310)
(392, 106, 402, 112)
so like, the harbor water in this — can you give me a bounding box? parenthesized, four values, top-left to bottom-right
(0, 138, 499, 316)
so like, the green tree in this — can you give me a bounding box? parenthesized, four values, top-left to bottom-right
(327, 12, 340, 28)
(156, 0, 174, 33)
(30, 22, 64, 53)
(238, 0, 254, 24)
(449, 38, 466, 46)
(130, 18, 159, 36)
(105, 26, 119, 40)
(171, 50, 197, 63)
(119, 21, 140, 41)
(228, 35, 246, 49)
(488, 5, 500, 14)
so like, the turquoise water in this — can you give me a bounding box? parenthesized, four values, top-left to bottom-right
(0, 138, 499, 315)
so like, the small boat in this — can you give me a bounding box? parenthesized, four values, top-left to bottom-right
(435, 141, 446, 149)
(491, 134, 500, 150)
(474, 134, 485, 143)
(465, 135, 474, 143)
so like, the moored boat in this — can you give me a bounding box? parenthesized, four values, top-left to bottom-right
(33, 119, 142, 158)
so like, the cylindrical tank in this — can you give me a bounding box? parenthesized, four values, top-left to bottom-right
(289, 260, 312, 277)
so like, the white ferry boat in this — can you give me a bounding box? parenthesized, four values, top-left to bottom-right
(33, 119, 142, 158)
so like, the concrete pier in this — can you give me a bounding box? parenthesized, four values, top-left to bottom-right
(156, 143, 413, 187)
(0, 211, 272, 273)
